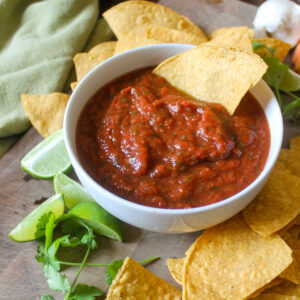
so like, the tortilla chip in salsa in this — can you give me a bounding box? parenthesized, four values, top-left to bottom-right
(153, 44, 267, 114)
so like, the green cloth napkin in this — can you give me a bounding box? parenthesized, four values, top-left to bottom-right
(0, 0, 99, 157)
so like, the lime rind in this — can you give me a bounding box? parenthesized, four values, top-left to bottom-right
(9, 193, 65, 242)
(69, 201, 123, 242)
(279, 69, 300, 92)
(53, 172, 94, 209)
(21, 129, 72, 180)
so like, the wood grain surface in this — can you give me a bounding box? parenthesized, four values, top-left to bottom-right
(1, 0, 300, 299)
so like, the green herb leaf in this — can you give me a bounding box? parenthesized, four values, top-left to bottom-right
(105, 259, 124, 285)
(41, 295, 54, 300)
(263, 56, 289, 89)
(252, 41, 275, 55)
(35, 212, 53, 239)
(283, 97, 300, 121)
(69, 283, 103, 300)
(43, 264, 70, 295)
(45, 213, 56, 250)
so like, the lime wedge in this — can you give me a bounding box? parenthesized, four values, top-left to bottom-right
(279, 69, 300, 92)
(21, 129, 72, 180)
(54, 172, 94, 209)
(9, 194, 65, 242)
(69, 201, 123, 242)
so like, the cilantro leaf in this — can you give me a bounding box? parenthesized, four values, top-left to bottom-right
(263, 55, 289, 90)
(283, 97, 300, 121)
(45, 213, 56, 250)
(252, 41, 275, 55)
(41, 295, 54, 300)
(69, 283, 103, 300)
(105, 259, 124, 285)
(43, 264, 70, 295)
(35, 212, 53, 239)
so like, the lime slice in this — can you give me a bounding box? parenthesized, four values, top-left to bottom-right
(21, 129, 72, 180)
(54, 172, 94, 209)
(69, 201, 123, 242)
(9, 194, 65, 242)
(279, 69, 300, 92)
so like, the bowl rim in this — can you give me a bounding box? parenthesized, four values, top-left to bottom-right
(64, 43, 283, 215)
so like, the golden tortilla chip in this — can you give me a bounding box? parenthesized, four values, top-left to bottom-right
(70, 82, 78, 91)
(114, 36, 161, 55)
(291, 135, 300, 152)
(167, 258, 185, 284)
(209, 26, 253, 52)
(266, 281, 300, 297)
(252, 293, 299, 300)
(146, 24, 207, 45)
(280, 257, 300, 284)
(243, 161, 300, 237)
(278, 148, 300, 178)
(106, 257, 181, 299)
(250, 278, 285, 299)
(21, 93, 69, 138)
(153, 44, 267, 114)
(254, 38, 291, 62)
(103, 0, 206, 40)
(182, 214, 293, 300)
(73, 41, 116, 81)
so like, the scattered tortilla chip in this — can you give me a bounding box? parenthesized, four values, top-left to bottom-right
(182, 214, 293, 300)
(254, 38, 291, 62)
(209, 26, 253, 52)
(73, 41, 116, 81)
(70, 82, 78, 91)
(21, 93, 69, 138)
(153, 44, 267, 114)
(146, 24, 207, 45)
(243, 161, 300, 237)
(106, 257, 181, 299)
(103, 0, 206, 40)
(250, 278, 285, 299)
(291, 135, 300, 152)
(280, 257, 300, 284)
(114, 36, 161, 55)
(167, 258, 185, 284)
(278, 148, 300, 178)
(295, 215, 300, 226)
(266, 281, 300, 297)
(252, 293, 299, 300)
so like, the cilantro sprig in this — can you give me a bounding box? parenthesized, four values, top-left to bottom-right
(35, 212, 158, 300)
(252, 41, 300, 123)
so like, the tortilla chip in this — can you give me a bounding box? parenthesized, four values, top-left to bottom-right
(209, 26, 253, 52)
(291, 135, 300, 152)
(252, 293, 299, 300)
(146, 24, 207, 45)
(153, 44, 267, 114)
(70, 82, 78, 91)
(103, 1, 206, 40)
(21, 93, 69, 138)
(249, 278, 285, 299)
(114, 36, 161, 55)
(167, 258, 185, 284)
(254, 38, 291, 62)
(280, 257, 300, 284)
(243, 161, 300, 237)
(106, 257, 181, 299)
(278, 215, 300, 236)
(182, 214, 293, 300)
(266, 281, 300, 297)
(73, 41, 116, 81)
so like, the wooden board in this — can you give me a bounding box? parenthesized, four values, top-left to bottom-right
(1, 1, 300, 299)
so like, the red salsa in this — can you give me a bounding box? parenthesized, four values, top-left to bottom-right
(76, 68, 270, 209)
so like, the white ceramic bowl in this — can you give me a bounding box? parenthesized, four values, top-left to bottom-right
(64, 44, 283, 233)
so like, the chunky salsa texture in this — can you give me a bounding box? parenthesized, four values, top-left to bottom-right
(76, 68, 270, 209)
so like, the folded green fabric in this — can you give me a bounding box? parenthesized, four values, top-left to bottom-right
(0, 0, 98, 140)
